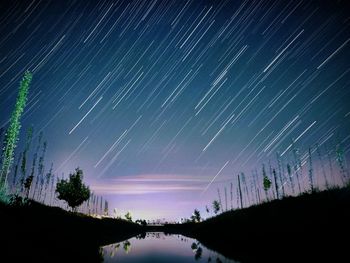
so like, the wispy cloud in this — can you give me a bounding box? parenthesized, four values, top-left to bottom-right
(111, 174, 211, 182)
(90, 174, 207, 195)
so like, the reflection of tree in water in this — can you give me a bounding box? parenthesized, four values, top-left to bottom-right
(136, 232, 146, 239)
(195, 247, 203, 261)
(123, 240, 131, 253)
(191, 242, 198, 250)
(191, 242, 203, 261)
(101, 243, 121, 259)
(147, 232, 161, 239)
(190, 240, 225, 263)
(99, 247, 104, 262)
(110, 243, 120, 258)
(101, 235, 230, 263)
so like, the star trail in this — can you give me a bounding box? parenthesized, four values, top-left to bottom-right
(0, 0, 349, 220)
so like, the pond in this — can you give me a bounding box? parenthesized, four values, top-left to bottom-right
(101, 232, 239, 263)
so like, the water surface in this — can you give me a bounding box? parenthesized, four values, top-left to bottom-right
(101, 232, 238, 262)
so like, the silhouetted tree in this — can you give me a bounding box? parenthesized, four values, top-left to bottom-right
(55, 168, 90, 212)
(316, 143, 328, 188)
(30, 131, 43, 198)
(273, 168, 279, 199)
(287, 163, 294, 194)
(325, 144, 334, 185)
(224, 187, 228, 211)
(230, 182, 233, 209)
(104, 200, 109, 216)
(336, 139, 348, 182)
(212, 200, 220, 215)
(191, 209, 201, 222)
(19, 126, 33, 193)
(292, 141, 302, 193)
(23, 175, 34, 199)
(217, 188, 223, 213)
(308, 147, 314, 191)
(12, 153, 22, 190)
(43, 163, 53, 203)
(135, 219, 147, 226)
(125, 211, 132, 221)
(263, 164, 272, 201)
(237, 173, 243, 208)
(276, 152, 285, 197)
(37, 141, 47, 200)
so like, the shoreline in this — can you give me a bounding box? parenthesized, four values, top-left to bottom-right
(1, 186, 349, 262)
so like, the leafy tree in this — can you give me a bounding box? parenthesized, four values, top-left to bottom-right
(212, 200, 220, 215)
(0, 71, 32, 201)
(191, 209, 201, 223)
(135, 219, 147, 226)
(55, 168, 90, 212)
(125, 211, 132, 221)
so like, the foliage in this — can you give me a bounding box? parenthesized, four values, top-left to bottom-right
(191, 209, 201, 223)
(263, 165, 272, 191)
(24, 175, 34, 198)
(125, 211, 132, 221)
(135, 219, 147, 226)
(55, 168, 90, 211)
(0, 183, 10, 203)
(8, 194, 30, 206)
(0, 71, 32, 200)
(212, 200, 220, 214)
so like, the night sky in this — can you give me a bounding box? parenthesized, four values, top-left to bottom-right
(0, 0, 349, 220)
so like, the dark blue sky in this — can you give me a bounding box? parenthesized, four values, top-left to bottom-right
(0, 0, 349, 220)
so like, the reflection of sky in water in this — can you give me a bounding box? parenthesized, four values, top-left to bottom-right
(101, 232, 238, 262)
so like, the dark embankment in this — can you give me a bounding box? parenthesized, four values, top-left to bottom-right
(0, 201, 143, 262)
(163, 186, 350, 262)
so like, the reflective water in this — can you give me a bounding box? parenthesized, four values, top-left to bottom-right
(101, 232, 238, 262)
